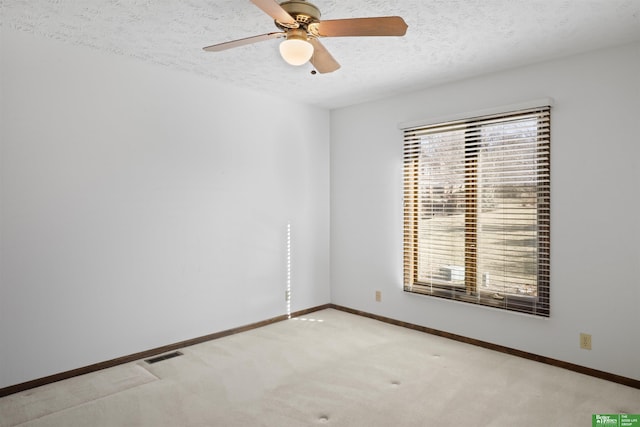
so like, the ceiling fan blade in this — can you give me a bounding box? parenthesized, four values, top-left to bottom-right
(309, 39, 341, 74)
(203, 32, 285, 52)
(311, 16, 408, 37)
(250, 0, 298, 26)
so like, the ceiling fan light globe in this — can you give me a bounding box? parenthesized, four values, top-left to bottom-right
(279, 39, 314, 66)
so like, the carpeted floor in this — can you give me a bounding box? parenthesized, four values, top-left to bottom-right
(1, 308, 638, 426)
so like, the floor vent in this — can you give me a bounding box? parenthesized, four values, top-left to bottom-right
(145, 351, 183, 364)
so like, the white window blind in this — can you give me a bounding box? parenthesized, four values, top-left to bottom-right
(403, 105, 550, 316)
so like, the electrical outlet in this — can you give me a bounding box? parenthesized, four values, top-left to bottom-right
(375, 291, 382, 302)
(580, 333, 592, 350)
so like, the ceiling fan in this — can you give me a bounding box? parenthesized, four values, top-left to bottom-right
(203, 0, 408, 74)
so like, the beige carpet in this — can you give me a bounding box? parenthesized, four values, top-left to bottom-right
(1, 309, 638, 426)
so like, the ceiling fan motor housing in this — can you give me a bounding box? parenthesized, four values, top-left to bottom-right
(276, 0, 321, 29)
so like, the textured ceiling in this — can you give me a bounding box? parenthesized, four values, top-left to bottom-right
(2, 0, 640, 109)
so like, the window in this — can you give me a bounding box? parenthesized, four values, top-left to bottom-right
(402, 105, 550, 316)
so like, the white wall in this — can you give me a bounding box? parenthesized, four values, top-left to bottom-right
(330, 42, 640, 380)
(0, 29, 330, 389)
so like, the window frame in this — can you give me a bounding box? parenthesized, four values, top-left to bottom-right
(402, 104, 551, 317)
